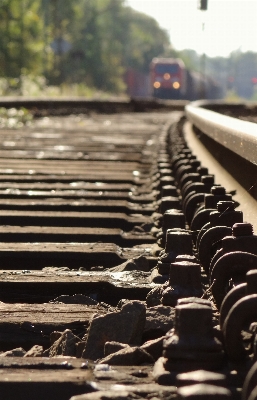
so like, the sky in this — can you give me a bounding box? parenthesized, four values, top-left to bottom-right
(126, 0, 257, 58)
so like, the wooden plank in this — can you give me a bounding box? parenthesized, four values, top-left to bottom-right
(0, 242, 157, 270)
(0, 358, 154, 400)
(0, 190, 154, 203)
(0, 199, 154, 214)
(0, 210, 150, 229)
(0, 303, 103, 350)
(0, 358, 94, 400)
(0, 226, 155, 246)
(0, 174, 142, 184)
(0, 151, 143, 162)
(0, 182, 132, 191)
(0, 159, 139, 171)
(0, 269, 153, 304)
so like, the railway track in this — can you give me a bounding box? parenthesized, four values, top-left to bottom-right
(0, 99, 256, 400)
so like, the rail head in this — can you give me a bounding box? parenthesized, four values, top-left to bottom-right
(185, 101, 257, 166)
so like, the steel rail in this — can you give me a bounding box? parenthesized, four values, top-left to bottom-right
(185, 101, 257, 166)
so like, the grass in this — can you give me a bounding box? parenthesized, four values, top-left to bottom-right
(0, 76, 128, 99)
(0, 107, 33, 129)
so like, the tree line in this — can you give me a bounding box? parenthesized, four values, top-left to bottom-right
(1, 1, 256, 98)
(0, 0, 170, 92)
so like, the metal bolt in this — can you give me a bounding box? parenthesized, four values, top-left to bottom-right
(162, 209, 185, 231)
(177, 297, 211, 307)
(176, 370, 227, 387)
(204, 186, 232, 209)
(177, 384, 231, 399)
(165, 230, 192, 255)
(197, 167, 208, 175)
(159, 209, 186, 248)
(211, 186, 226, 195)
(175, 255, 197, 263)
(172, 303, 214, 338)
(160, 176, 175, 187)
(217, 201, 236, 213)
(169, 261, 201, 289)
(160, 168, 172, 178)
(161, 262, 203, 306)
(158, 163, 170, 169)
(246, 270, 257, 294)
(161, 185, 177, 197)
(201, 175, 215, 185)
(232, 222, 253, 237)
(158, 196, 181, 214)
(163, 303, 224, 371)
(191, 160, 201, 169)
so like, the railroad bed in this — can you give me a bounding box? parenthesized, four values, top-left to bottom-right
(0, 100, 256, 400)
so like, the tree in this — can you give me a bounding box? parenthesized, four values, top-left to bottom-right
(124, 7, 170, 73)
(0, 0, 172, 94)
(0, 0, 43, 78)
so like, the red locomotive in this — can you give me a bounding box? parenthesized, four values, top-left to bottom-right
(150, 58, 187, 99)
(149, 57, 223, 100)
(124, 57, 223, 100)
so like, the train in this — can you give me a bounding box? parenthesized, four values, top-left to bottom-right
(125, 58, 224, 100)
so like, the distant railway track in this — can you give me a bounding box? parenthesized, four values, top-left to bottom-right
(0, 98, 256, 400)
(0, 97, 187, 115)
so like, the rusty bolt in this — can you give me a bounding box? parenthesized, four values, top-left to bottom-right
(158, 196, 181, 214)
(165, 229, 192, 255)
(156, 229, 192, 275)
(169, 261, 202, 289)
(176, 370, 227, 387)
(163, 209, 185, 231)
(177, 384, 231, 399)
(161, 261, 203, 306)
(159, 209, 186, 247)
(177, 297, 212, 307)
(232, 222, 253, 236)
(175, 255, 198, 263)
(163, 303, 224, 372)
(197, 167, 209, 175)
(161, 185, 177, 198)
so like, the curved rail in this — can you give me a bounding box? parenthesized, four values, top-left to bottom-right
(185, 101, 257, 166)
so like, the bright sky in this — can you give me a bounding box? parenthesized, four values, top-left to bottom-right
(126, 0, 257, 58)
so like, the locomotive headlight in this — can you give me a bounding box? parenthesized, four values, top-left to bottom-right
(153, 81, 161, 89)
(173, 82, 180, 89)
(164, 73, 171, 80)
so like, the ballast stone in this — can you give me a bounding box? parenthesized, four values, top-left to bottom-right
(43, 329, 81, 357)
(144, 305, 175, 337)
(24, 345, 44, 358)
(82, 300, 146, 360)
(0, 347, 26, 357)
(99, 346, 154, 365)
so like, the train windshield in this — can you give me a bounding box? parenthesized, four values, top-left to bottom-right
(155, 64, 179, 74)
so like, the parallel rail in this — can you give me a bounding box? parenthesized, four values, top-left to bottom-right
(186, 101, 257, 165)
(185, 101, 257, 231)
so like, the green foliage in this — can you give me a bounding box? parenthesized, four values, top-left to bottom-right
(0, 0, 170, 94)
(125, 8, 170, 73)
(0, 0, 43, 77)
(0, 107, 32, 128)
(177, 49, 201, 71)
(1, 1, 257, 99)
